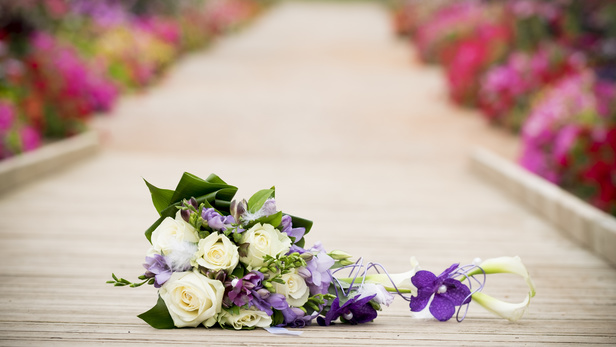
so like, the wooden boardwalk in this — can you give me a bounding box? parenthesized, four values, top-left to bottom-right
(1, 2, 615, 345)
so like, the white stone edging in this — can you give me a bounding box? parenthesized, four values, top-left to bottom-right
(470, 146, 616, 267)
(0, 131, 100, 194)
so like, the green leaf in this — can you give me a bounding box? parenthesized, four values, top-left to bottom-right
(247, 188, 274, 213)
(137, 295, 175, 329)
(245, 211, 283, 230)
(271, 309, 284, 326)
(231, 265, 246, 278)
(213, 188, 238, 212)
(169, 172, 237, 206)
(288, 214, 313, 235)
(144, 191, 221, 243)
(144, 179, 175, 215)
(228, 305, 240, 316)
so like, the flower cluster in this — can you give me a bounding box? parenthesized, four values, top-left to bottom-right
(109, 173, 536, 330)
(392, 0, 616, 215)
(0, 0, 263, 159)
(479, 44, 585, 130)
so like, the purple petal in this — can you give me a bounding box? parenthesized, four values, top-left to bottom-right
(347, 294, 377, 325)
(154, 271, 172, 288)
(318, 297, 342, 326)
(441, 278, 472, 306)
(411, 270, 437, 289)
(436, 263, 459, 281)
(409, 288, 433, 312)
(267, 293, 289, 310)
(429, 295, 455, 321)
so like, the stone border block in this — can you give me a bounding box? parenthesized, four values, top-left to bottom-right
(470, 146, 616, 267)
(0, 131, 100, 195)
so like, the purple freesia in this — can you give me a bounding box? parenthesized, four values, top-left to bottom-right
(280, 215, 305, 242)
(317, 294, 377, 326)
(409, 263, 471, 321)
(281, 307, 317, 328)
(299, 243, 335, 295)
(224, 272, 288, 315)
(202, 208, 235, 231)
(143, 254, 173, 288)
(225, 271, 264, 307)
(250, 289, 288, 316)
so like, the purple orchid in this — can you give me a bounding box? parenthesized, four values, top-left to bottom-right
(143, 254, 173, 288)
(317, 294, 377, 326)
(202, 208, 235, 231)
(280, 215, 305, 242)
(409, 263, 471, 321)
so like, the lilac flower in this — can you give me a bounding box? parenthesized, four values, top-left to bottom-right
(143, 254, 173, 288)
(409, 263, 471, 321)
(298, 243, 335, 295)
(202, 208, 235, 231)
(280, 215, 305, 242)
(317, 294, 377, 326)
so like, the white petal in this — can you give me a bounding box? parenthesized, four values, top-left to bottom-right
(472, 291, 531, 322)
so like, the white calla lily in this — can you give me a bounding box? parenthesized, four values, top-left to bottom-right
(461, 256, 536, 322)
(471, 292, 532, 322)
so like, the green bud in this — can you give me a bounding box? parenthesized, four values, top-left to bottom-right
(307, 301, 320, 311)
(259, 267, 270, 273)
(339, 259, 355, 266)
(329, 250, 353, 261)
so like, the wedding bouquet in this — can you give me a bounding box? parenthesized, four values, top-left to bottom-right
(109, 173, 536, 330)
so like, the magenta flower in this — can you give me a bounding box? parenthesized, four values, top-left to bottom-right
(410, 263, 471, 321)
(20, 127, 41, 152)
(0, 102, 15, 133)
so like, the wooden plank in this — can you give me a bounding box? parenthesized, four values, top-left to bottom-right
(1, 1, 615, 346)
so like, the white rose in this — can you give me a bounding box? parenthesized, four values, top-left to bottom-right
(192, 232, 239, 272)
(149, 212, 199, 256)
(217, 308, 272, 330)
(159, 270, 224, 328)
(240, 223, 291, 269)
(274, 270, 310, 307)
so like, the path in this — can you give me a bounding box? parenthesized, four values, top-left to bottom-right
(1, 1, 615, 345)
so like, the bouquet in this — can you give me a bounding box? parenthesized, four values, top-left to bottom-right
(109, 173, 536, 330)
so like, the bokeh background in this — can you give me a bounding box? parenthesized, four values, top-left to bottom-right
(1, 0, 615, 215)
